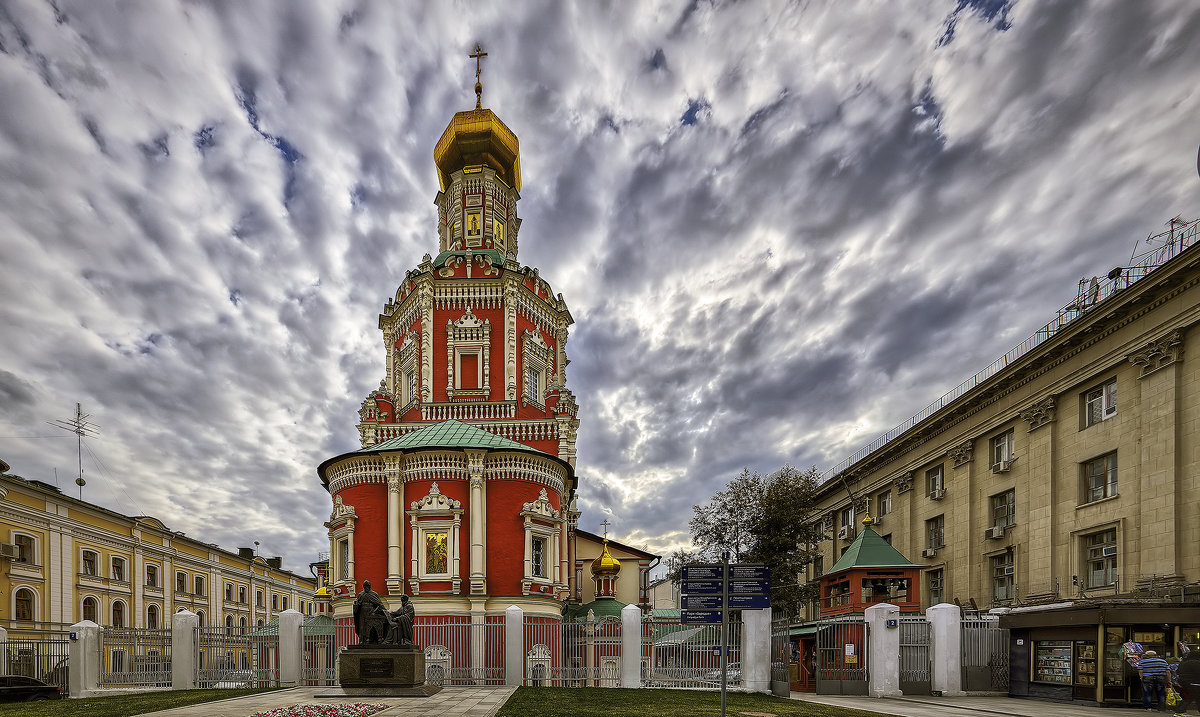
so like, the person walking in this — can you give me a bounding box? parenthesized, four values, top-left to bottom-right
(1175, 651, 1200, 716)
(1140, 650, 1170, 711)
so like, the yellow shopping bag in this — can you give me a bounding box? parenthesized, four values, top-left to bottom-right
(1167, 687, 1179, 707)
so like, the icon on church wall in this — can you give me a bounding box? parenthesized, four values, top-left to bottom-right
(465, 211, 482, 248)
(426, 531, 449, 573)
(493, 217, 505, 253)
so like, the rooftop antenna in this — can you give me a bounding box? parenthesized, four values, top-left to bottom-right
(48, 403, 99, 500)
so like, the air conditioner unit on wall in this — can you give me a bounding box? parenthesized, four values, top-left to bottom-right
(921, 548, 937, 558)
(992, 457, 1017, 473)
(986, 526, 1005, 540)
(930, 488, 946, 501)
(837, 526, 855, 541)
(871, 515, 883, 527)
(0, 544, 17, 559)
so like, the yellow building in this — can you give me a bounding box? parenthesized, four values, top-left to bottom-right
(803, 219, 1200, 701)
(0, 463, 316, 632)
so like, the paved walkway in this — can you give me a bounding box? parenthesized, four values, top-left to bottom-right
(790, 692, 1165, 716)
(140, 686, 516, 717)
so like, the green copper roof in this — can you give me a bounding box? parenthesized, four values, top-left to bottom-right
(365, 420, 541, 454)
(562, 597, 626, 622)
(828, 524, 915, 573)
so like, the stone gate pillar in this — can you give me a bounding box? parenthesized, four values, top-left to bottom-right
(864, 602, 901, 697)
(171, 609, 199, 690)
(928, 603, 963, 695)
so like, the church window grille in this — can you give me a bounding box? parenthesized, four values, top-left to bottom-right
(532, 537, 547, 579)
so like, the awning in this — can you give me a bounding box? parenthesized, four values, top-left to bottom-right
(790, 625, 818, 637)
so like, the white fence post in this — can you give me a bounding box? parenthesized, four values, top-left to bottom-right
(620, 604, 641, 688)
(928, 603, 963, 695)
(68, 620, 101, 697)
(171, 609, 198, 690)
(504, 605, 523, 687)
(278, 609, 304, 687)
(864, 602, 902, 697)
(0, 626, 7, 676)
(741, 608, 771, 693)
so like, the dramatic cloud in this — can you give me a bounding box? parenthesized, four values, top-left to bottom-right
(1, 1, 1198, 570)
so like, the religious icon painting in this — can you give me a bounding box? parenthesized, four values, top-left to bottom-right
(493, 217, 506, 253)
(465, 210, 483, 247)
(426, 531, 449, 574)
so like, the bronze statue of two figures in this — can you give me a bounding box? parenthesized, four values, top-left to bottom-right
(352, 580, 415, 646)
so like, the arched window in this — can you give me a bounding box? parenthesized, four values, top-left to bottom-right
(195, 609, 205, 627)
(225, 614, 234, 634)
(83, 596, 98, 622)
(147, 604, 159, 629)
(257, 618, 264, 627)
(14, 588, 34, 621)
(112, 601, 125, 627)
(239, 616, 247, 632)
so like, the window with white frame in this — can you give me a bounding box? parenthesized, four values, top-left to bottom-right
(531, 536, 547, 579)
(926, 515, 945, 549)
(1084, 528, 1117, 588)
(282, 596, 289, 611)
(926, 569, 944, 606)
(840, 504, 856, 533)
(446, 308, 490, 398)
(239, 586, 247, 604)
(990, 489, 1015, 529)
(336, 538, 350, 582)
(14, 588, 34, 621)
(407, 483, 463, 592)
(1084, 452, 1118, 503)
(176, 571, 188, 593)
(145, 564, 158, 588)
(82, 550, 98, 576)
(14, 534, 35, 564)
(112, 601, 125, 628)
(395, 332, 419, 407)
(256, 589, 264, 608)
(272, 594, 279, 611)
(521, 329, 552, 407)
(194, 575, 206, 597)
(147, 604, 159, 629)
(875, 489, 892, 517)
(225, 582, 233, 601)
(1083, 379, 1117, 427)
(990, 552, 1014, 603)
(111, 557, 126, 582)
(990, 429, 1015, 469)
(82, 596, 98, 622)
(925, 465, 944, 496)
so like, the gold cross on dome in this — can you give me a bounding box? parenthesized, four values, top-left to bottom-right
(600, 519, 610, 540)
(470, 44, 488, 109)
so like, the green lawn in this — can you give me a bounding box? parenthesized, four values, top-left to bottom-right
(0, 688, 279, 717)
(496, 687, 891, 717)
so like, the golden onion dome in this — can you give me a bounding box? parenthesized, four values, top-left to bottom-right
(591, 542, 621, 577)
(433, 108, 521, 192)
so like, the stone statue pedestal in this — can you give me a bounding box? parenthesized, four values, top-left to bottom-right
(320, 645, 441, 698)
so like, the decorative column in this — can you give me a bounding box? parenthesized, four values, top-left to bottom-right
(418, 276, 434, 402)
(504, 277, 519, 400)
(386, 455, 404, 595)
(467, 450, 487, 595)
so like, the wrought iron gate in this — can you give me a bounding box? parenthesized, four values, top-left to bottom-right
(643, 613, 742, 688)
(770, 612, 791, 696)
(815, 616, 868, 695)
(898, 616, 931, 695)
(962, 616, 1010, 691)
(99, 627, 171, 687)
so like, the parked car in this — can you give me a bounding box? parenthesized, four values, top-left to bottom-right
(42, 657, 69, 688)
(704, 662, 742, 684)
(0, 675, 63, 702)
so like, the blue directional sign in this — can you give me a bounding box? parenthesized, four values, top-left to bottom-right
(682, 594, 724, 610)
(681, 580, 724, 595)
(729, 594, 771, 609)
(729, 579, 771, 594)
(728, 565, 769, 580)
(681, 609, 723, 624)
(682, 565, 724, 581)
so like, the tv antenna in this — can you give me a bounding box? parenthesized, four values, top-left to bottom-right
(48, 403, 99, 499)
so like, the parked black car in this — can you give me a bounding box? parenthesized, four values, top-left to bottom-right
(0, 675, 63, 701)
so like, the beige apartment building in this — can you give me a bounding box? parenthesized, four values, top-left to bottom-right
(0, 463, 317, 632)
(803, 219, 1199, 701)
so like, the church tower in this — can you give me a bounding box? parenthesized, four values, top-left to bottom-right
(318, 49, 581, 623)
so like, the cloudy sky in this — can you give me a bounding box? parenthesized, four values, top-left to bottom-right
(1, 1, 1198, 571)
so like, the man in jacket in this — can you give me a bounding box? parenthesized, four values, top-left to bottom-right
(1176, 651, 1200, 715)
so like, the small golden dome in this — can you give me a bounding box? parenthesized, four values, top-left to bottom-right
(314, 586, 329, 596)
(591, 542, 621, 577)
(433, 108, 521, 192)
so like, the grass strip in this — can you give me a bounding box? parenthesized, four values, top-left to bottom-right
(0, 687, 280, 717)
(496, 687, 892, 717)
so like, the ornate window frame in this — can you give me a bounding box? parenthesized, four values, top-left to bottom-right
(407, 483, 463, 594)
(328, 495, 358, 587)
(521, 330, 552, 408)
(520, 488, 563, 594)
(111, 556, 127, 583)
(81, 548, 99, 577)
(446, 308, 491, 399)
(82, 595, 99, 623)
(395, 331, 420, 409)
(10, 531, 37, 566)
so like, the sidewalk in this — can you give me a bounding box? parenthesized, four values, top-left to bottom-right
(140, 686, 516, 717)
(790, 692, 1158, 716)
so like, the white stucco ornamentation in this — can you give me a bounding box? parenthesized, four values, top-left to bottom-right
(410, 482, 462, 512)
